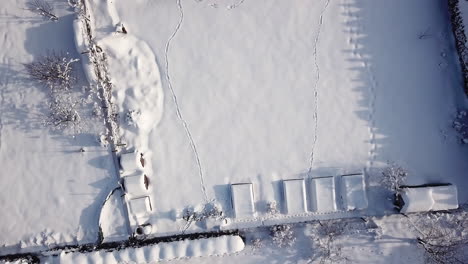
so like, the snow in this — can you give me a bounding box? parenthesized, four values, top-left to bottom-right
(230, 183, 255, 219)
(0, 0, 118, 253)
(282, 179, 308, 214)
(76, 0, 468, 236)
(46, 235, 245, 263)
(341, 173, 368, 211)
(1, 0, 468, 262)
(310, 176, 336, 212)
(99, 188, 128, 242)
(400, 185, 459, 213)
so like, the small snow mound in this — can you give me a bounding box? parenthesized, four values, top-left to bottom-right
(57, 235, 244, 263)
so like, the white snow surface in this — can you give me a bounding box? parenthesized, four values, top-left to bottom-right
(45, 235, 245, 264)
(0, 0, 117, 252)
(82, 0, 468, 235)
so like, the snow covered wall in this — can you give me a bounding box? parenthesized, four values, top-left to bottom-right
(46, 235, 244, 263)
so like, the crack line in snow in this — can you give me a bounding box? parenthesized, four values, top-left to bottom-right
(164, 0, 208, 201)
(309, 0, 331, 172)
(0, 74, 6, 152)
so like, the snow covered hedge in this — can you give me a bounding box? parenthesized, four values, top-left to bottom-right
(448, 0, 468, 95)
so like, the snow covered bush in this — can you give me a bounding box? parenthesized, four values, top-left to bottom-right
(26, 0, 58, 21)
(45, 95, 82, 131)
(24, 51, 88, 133)
(412, 209, 468, 264)
(453, 110, 468, 144)
(24, 52, 79, 92)
(266, 200, 278, 215)
(270, 224, 296, 248)
(381, 162, 408, 193)
(181, 202, 224, 231)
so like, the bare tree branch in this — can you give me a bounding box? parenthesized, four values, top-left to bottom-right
(26, 0, 58, 21)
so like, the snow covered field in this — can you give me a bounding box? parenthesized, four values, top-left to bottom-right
(84, 0, 468, 235)
(0, 0, 119, 253)
(2, 0, 468, 262)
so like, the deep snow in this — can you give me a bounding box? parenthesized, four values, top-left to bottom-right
(1, 0, 468, 263)
(84, 0, 468, 236)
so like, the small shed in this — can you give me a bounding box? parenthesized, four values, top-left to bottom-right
(230, 183, 255, 219)
(283, 179, 308, 214)
(310, 176, 336, 212)
(341, 173, 368, 210)
(128, 196, 152, 217)
(399, 184, 458, 213)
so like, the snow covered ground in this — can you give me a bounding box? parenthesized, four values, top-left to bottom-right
(0, 0, 118, 254)
(2, 0, 468, 262)
(84, 0, 468, 235)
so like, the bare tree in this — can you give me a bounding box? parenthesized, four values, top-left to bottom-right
(26, 0, 58, 21)
(270, 224, 296, 248)
(308, 220, 348, 264)
(412, 210, 468, 264)
(307, 218, 380, 263)
(24, 52, 79, 92)
(266, 200, 279, 215)
(381, 162, 408, 193)
(45, 94, 82, 132)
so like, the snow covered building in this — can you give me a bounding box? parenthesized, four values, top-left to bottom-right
(397, 184, 458, 213)
(310, 176, 337, 212)
(119, 151, 144, 174)
(230, 183, 255, 219)
(282, 179, 308, 214)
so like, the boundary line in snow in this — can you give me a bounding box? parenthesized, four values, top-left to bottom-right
(448, 0, 468, 95)
(164, 0, 208, 201)
(73, 0, 132, 237)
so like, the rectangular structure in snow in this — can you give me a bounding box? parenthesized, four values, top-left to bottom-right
(310, 176, 336, 212)
(123, 174, 146, 197)
(128, 196, 152, 217)
(283, 179, 308, 214)
(230, 183, 255, 218)
(341, 173, 368, 210)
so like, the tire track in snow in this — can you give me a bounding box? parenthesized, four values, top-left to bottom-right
(309, 0, 331, 171)
(344, 1, 378, 169)
(164, 0, 208, 201)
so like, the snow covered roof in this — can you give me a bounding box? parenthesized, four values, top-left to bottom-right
(282, 179, 308, 214)
(55, 235, 245, 263)
(400, 185, 458, 213)
(128, 196, 152, 217)
(123, 174, 147, 197)
(310, 176, 336, 212)
(230, 183, 255, 218)
(341, 173, 368, 210)
(120, 152, 142, 173)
